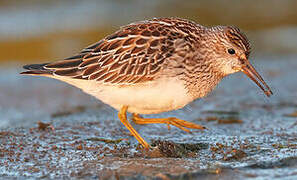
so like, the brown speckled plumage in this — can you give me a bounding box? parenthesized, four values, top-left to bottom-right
(45, 18, 206, 85)
(40, 18, 254, 98)
(21, 17, 272, 149)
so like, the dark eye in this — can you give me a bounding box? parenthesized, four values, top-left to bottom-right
(228, 48, 236, 55)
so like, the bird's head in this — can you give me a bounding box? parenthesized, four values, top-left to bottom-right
(206, 26, 273, 97)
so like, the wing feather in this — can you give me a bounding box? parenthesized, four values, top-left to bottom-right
(44, 17, 200, 85)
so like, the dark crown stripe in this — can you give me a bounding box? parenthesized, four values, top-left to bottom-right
(226, 27, 251, 57)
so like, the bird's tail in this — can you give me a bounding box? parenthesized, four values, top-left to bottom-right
(20, 63, 53, 76)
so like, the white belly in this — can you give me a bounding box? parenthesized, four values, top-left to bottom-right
(56, 77, 193, 114)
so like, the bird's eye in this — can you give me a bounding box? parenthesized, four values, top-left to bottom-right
(228, 48, 236, 55)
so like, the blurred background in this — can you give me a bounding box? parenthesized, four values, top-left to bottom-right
(1, 0, 297, 128)
(0, 0, 297, 64)
(1, 1, 297, 178)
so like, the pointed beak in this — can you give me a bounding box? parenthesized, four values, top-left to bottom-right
(241, 60, 273, 97)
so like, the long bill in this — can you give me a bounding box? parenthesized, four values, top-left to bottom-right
(241, 61, 273, 97)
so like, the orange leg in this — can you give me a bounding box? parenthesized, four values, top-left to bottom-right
(132, 114, 206, 133)
(118, 106, 150, 149)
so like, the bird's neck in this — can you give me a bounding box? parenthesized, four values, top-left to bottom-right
(185, 68, 224, 99)
(180, 50, 224, 99)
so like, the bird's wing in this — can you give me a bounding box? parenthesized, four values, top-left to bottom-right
(44, 18, 199, 85)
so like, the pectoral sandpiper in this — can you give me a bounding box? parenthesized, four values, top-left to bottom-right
(21, 17, 273, 149)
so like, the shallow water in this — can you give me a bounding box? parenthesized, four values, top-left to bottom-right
(0, 55, 296, 179)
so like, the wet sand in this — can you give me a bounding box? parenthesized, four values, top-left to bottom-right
(0, 55, 296, 179)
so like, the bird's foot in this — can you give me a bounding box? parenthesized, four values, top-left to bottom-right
(132, 114, 206, 133)
(118, 106, 151, 149)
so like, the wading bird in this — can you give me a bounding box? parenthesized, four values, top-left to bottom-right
(21, 18, 272, 149)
